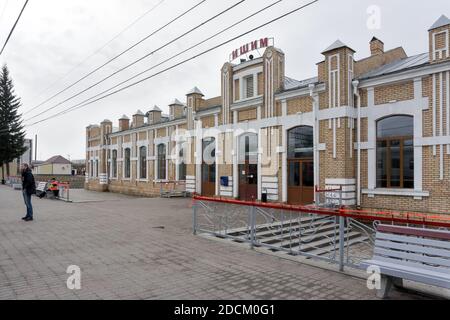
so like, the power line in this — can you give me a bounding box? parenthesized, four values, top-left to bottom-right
(24, 0, 208, 116)
(24, 0, 246, 122)
(0, 0, 29, 56)
(26, 0, 319, 128)
(25, 0, 167, 106)
(33, 0, 284, 120)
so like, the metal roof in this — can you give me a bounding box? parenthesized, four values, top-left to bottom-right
(43, 155, 71, 165)
(187, 87, 204, 96)
(169, 98, 184, 106)
(429, 14, 450, 31)
(284, 76, 318, 91)
(357, 52, 429, 80)
(150, 105, 162, 112)
(322, 40, 354, 54)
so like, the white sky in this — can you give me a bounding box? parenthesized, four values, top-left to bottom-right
(0, 0, 449, 160)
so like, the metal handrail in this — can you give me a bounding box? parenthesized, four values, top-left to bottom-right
(193, 195, 450, 229)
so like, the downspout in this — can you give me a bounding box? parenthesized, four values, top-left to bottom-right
(352, 80, 361, 208)
(309, 84, 319, 204)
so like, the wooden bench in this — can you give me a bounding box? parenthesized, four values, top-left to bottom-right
(361, 225, 450, 298)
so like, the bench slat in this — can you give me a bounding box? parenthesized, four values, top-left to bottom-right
(372, 254, 450, 275)
(375, 239, 450, 259)
(361, 260, 450, 289)
(378, 225, 450, 241)
(374, 246, 450, 268)
(377, 232, 450, 250)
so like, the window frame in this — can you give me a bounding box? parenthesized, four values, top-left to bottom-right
(157, 143, 167, 181)
(124, 148, 131, 179)
(111, 150, 118, 178)
(139, 146, 147, 180)
(376, 116, 414, 189)
(244, 75, 254, 99)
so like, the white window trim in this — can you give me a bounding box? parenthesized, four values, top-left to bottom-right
(110, 149, 118, 180)
(362, 188, 429, 200)
(364, 79, 424, 195)
(155, 142, 168, 181)
(432, 30, 449, 61)
(123, 147, 131, 180)
(137, 145, 148, 181)
(328, 53, 340, 108)
(233, 66, 263, 103)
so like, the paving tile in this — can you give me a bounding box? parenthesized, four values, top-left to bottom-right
(0, 186, 427, 300)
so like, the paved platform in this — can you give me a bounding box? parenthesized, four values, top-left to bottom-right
(0, 186, 431, 300)
(66, 189, 136, 203)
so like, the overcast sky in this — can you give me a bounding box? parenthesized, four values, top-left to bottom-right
(0, 0, 449, 160)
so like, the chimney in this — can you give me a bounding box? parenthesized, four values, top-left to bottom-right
(132, 110, 145, 128)
(169, 99, 185, 120)
(147, 106, 162, 124)
(186, 87, 204, 113)
(370, 37, 384, 56)
(119, 115, 130, 131)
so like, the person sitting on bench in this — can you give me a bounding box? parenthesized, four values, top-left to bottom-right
(48, 178, 59, 198)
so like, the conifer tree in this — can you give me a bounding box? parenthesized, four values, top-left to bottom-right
(0, 65, 26, 183)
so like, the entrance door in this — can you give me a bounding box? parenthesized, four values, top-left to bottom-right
(239, 162, 258, 201)
(202, 137, 216, 197)
(238, 133, 258, 201)
(287, 126, 314, 205)
(288, 160, 314, 205)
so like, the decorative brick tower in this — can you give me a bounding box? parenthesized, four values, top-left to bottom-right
(429, 15, 450, 63)
(319, 40, 356, 206)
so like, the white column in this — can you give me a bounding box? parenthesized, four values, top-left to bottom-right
(282, 127, 288, 203)
(257, 129, 262, 201)
(233, 134, 238, 198)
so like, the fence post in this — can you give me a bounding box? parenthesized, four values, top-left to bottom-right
(338, 213, 345, 272)
(193, 200, 198, 235)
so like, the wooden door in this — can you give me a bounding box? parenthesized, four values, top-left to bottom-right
(238, 162, 258, 201)
(288, 160, 314, 205)
(202, 163, 216, 197)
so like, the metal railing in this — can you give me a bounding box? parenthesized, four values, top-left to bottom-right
(192, 196, 450, 272)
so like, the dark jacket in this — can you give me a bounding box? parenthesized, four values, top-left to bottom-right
(22, 169, 36, 195)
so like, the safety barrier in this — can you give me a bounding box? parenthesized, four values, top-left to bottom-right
(57, 182, 71, 202)
(192, 195, 450, 272)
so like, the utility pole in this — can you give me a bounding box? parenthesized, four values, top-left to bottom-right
(34, 134, 37, 161)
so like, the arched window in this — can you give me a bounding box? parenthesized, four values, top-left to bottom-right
(287, 126, 314, 198)
(139, 146, 147, 179)
(157, 144, 166, 180)
(202, 138, 216, 196)
(112, 150, 117, 178)
(124, 148, 131, 179)
(376, 115, 414, 189)
(178, 145, 187, 181)
(288, 126, 313, 159)
(238, 133, 258, 164)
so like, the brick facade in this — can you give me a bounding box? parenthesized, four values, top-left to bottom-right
(86, 16, 450, 215)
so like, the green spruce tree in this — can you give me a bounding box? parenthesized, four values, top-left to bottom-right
(0, 64, 26, 183)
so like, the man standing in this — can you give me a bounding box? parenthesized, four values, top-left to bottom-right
(21, 163, 36, 222)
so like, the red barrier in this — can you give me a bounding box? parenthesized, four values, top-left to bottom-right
(192, 195, 450, 229)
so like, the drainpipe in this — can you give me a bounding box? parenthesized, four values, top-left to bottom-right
(309, 84, 319, 204)
(352, 80, 361, 208)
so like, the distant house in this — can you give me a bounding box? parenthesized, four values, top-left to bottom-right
(33, 156, 72, 176)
